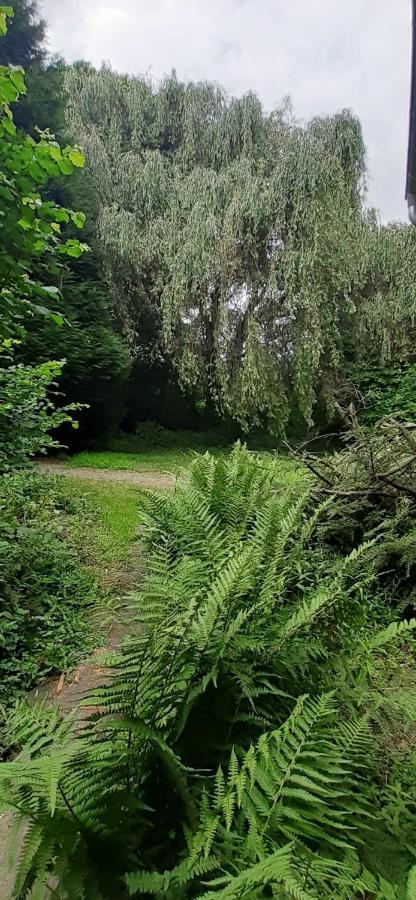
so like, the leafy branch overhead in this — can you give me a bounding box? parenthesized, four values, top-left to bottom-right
(0, 5, 88, 334)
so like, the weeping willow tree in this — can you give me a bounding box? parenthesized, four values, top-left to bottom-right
(65, 64, 388, 434)
(355, 221, 416, 363)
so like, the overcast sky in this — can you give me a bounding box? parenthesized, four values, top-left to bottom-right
(39, 0, 411, 223)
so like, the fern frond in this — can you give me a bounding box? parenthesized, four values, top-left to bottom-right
(125, 855, 219, 896)
(370, 618, 416, 650)
(196, 843, 295, 899)
(407, 864, 416, 900)
(194, 694, 374, 859)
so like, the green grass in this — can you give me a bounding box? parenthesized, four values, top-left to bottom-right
(66, 478, 142, 563)
(65, 447, 305, 486)
(65, 448, 225, 473)
(64, 449, 306, 567)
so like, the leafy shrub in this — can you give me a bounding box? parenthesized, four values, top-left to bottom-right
(0, 472, 96, 709)
(355, 363, 416, 424)
(0, 20, 87, 335)
(2, 445, 416, 897)
(110, 421, 231, 452)
(0, 340, 80, 471)
(110, 422, 288, 454)
(20, 278, 132, 446)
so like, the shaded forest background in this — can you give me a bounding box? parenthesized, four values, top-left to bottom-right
(4, 0, 416, 450)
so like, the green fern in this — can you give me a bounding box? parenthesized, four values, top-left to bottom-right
(407, 865, 416, 900)
(2, 445, 416, 898)
(195, 843, 298, 899)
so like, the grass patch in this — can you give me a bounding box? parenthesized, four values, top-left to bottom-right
(65, 447, 305, 482)
(66, 478, 141, 564)
(65, 449, 204, 473)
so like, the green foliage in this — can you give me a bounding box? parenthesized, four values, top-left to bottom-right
(19, 276, 132, 442)
(0, 339, 81, 470)
(0, 10, 87, 334)
(61, 62, 416, 440)
(0, 1, 45, 68)
(114, 421, 231, 451)
(0, 472, 96, 712)
(0, 11, 96, 731)
(65, 66, 370, 435)
(354, 224, 416, 369)
(0, 8, 94, 458)
(2, 444, 416, 897)
(354, 363, 416, 424)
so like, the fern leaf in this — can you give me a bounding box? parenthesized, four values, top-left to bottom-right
(196, 843, 296, 899)
(408, 864, 416, 900)
(13, 822, 45, 899)
(370, 618, 416, 649)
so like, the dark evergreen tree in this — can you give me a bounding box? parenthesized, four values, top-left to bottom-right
(0, 0, 45, 68)
(0, 1, 65, 136)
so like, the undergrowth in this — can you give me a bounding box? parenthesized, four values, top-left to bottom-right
(2, 441, 416, 898)
(0, 473, 97, 722)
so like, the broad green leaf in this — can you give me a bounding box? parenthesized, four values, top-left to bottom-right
(1, 113, 15, 135)
(68, 147, 85, 168)
(58, 157, 74, 175)
(71, 211, 86, 229)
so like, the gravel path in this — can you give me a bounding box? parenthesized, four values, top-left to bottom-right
(38, 459, 175, 489)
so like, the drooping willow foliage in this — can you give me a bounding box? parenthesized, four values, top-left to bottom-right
(65, 65, 416, 434)
(355, 222, 416, 363)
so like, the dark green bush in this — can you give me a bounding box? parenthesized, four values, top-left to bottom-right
(0, 341, 81, 472)
(20, 279, 132, 447)
(110, 421, 231, 452)
(109, 420, 285, 453)
(355, 363, 416, 424)
(0, 472, 96, 707)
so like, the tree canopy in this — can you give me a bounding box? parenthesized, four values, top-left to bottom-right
(66, 65, 401, 434)
(0, 0, 45, 69)
(3, 9, 416, 439)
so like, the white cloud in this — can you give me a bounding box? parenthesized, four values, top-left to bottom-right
(40, 0, 412, 222)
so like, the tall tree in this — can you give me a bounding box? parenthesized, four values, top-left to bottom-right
(66, 67, 368, 434)
(0, 0, 65, 136)
(0, 0, 45, 68)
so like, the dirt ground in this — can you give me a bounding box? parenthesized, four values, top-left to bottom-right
(38, 459, 175, 490)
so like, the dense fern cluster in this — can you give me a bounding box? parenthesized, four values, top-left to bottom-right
(1, 445, 416, 897)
